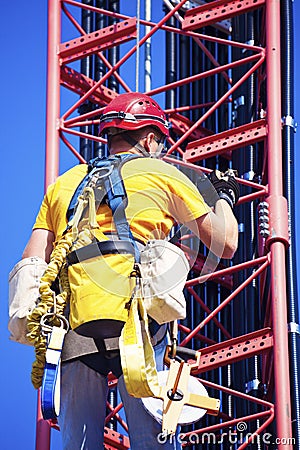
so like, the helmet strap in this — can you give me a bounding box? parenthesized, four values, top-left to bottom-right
(152, 142, 165, 158)
(122, 133, 151, 158)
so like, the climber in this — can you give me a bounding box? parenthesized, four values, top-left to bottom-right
(9, 92, 239, 450)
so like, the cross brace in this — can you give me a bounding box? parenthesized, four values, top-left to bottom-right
(182, 0, 266, 31)
(59, 18, 137, 64)
(184, 119, 267, 163)
(191, 327, 273, 374)
(191, 253, 233, 290)
(169, 112, 214, 141)
(104, 427, 130, 450)
(60, 65, 118, 106)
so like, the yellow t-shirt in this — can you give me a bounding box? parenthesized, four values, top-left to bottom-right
(34, 156, 210, 241)
(33, 156, 211, 330)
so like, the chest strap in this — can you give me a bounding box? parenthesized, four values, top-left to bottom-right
(66, 153, 141, 263)
(66, 240, 135, 266)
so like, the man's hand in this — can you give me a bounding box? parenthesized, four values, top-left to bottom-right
(198, 169, 240, 209)
(210, 169, 240, 209)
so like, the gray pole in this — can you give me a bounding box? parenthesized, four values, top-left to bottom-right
(145, 0, 152, 92)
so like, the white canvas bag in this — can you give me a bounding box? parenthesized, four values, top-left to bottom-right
(8, 257, 47, 345)
(139, 240, 190, 324)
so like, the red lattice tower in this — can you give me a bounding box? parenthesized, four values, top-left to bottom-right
(36, 1, 293, 448)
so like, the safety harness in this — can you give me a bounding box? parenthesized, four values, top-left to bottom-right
(27, 153, 220, 430)
(27, 153, 161, 418)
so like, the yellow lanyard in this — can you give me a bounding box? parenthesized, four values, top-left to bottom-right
(119, 281, 160, 398)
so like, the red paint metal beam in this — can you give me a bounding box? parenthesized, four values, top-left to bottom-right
(64, 0, 262, 52)
(191, 256, 233, 290)
(265, 0, 292, 446)
(60, 66, 118, 106)
(104, 427, 130, 450)
(44, 0, 61, 189)
(36, 1, 61, 444)
(179, 323, 217, 346)
(61, 3, 131, 93)
(167, 52, 265, 155)
(184, 119, 267, 163)
(187, 287, 232, 339)
(168, 112, 213, 142)
(59, 18, 137, 65)
(181, 257, 270, 346)
(105, 402, 128, 432)
(61, 0, 188, 121)
(185, 254, 269, 288)
(183, 378, 274, 447)
(183, 411, 274, 449)
(178, 243, 233, 289)
(192, 328, 273, 374)
(35, 390, 51, 450)
(182, 0, 265, 31)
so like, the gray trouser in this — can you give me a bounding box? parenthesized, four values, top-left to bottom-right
(58, 336, 181, 450)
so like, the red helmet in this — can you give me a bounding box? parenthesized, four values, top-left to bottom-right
(99, 92, 169, 137)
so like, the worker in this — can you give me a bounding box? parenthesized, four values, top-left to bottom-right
(9, 92, 239, 449)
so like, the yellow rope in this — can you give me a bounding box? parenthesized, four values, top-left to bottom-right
(27, 188, 104, 388)
(26, 232, 74, 388)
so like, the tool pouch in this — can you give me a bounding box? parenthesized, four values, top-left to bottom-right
(139, 240, 189, 324)
(8, 257, 48, 345)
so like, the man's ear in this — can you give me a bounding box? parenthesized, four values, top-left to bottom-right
(144, 132, 155, 151)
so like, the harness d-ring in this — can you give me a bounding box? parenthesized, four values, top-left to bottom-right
(40, 312, 69, 336)
(40, 292, 69, 336)
(92, 165, 114, 188)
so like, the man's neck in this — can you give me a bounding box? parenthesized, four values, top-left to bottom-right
(109, 146, 140, 156)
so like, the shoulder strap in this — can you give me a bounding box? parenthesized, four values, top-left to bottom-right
(104, 154, 141, 262)
(66, 154, 141, 262)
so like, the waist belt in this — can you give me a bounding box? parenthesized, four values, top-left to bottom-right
(66, 240, 135, 266)
(95, 336, 120, 352)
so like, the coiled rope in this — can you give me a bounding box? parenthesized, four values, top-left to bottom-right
(26, 232, 73, 388)
(26, 188, 99, 389)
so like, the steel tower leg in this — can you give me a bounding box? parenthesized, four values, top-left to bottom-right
(44, 0, 61, 188)
(36, 1, 61, 445)
(266, 0, 293, 446)
(281, 0, 300, 445)
(35, 391, 51, 450)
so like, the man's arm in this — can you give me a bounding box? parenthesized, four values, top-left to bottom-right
(22, 228, 55, 263)
(186, 198, 238, 259)
(8, 228, 54, 345)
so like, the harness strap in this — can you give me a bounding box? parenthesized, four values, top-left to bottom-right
(66, 240, 136, 266)
(119, 280, 160, 398)
(103, 158, 140, 262)
(67, 154, 141, 262)
(41, 326, 67, 419)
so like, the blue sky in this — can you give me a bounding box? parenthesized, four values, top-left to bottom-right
(1, 2, 300, 449)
